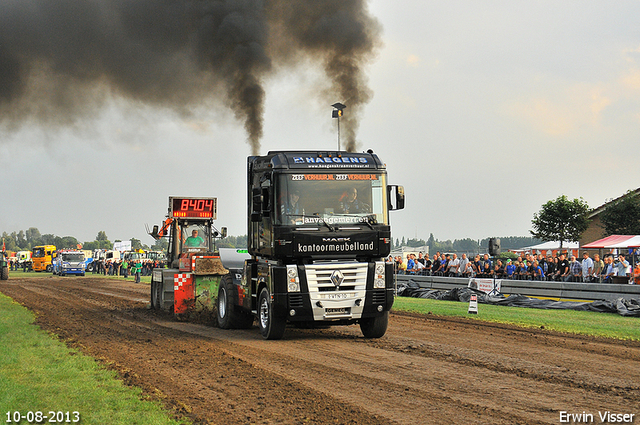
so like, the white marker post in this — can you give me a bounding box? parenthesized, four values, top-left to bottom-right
(468, 293, 478, 314)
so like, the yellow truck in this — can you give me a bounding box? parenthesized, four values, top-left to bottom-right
(32, 245, 56, 272)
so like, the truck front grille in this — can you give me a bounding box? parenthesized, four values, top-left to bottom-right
(303, 263, 369, 321)
(304, 263, 368, 292)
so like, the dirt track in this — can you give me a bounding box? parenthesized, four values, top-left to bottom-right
(1, 276, 639, 424)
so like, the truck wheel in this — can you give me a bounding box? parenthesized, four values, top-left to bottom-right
(46, 265, 52, 273)
(258, 287, 286, 340)
(1, 266, 8, 280)
(360, 311, 389, 338)
(217, 275, 253, 329)
(150, 279, 162, 310)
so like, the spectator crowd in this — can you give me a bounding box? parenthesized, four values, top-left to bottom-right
(91, 258, 164, 281)
(8, 256, 164, 284)
(391, 251, 640, 284)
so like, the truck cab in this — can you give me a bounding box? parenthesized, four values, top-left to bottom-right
(53, 250, 86, 276)
(32, 245, 56, 272)
(242, 150, 404, 339)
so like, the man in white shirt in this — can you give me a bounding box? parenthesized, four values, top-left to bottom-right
(457, 254, 469, 277)
(446, 254, 460, 277)
(581, 252, 593, 283)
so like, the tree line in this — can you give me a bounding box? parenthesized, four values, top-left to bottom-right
(394, 235, 542, 253)
(1, 228, 248, 253)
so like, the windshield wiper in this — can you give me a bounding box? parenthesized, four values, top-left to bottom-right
(362, 214, 377, 229)
(313, 213, 335, 232)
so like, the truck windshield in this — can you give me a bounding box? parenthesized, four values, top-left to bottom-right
(126, 252, 143, 261)
(275, 172, 388, 226)
(32, 248, 45, 257)
(62, 254, 84, 262)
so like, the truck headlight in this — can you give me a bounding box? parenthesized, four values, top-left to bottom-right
(287, 265, 300, 292)
(374, 262, 385, 289)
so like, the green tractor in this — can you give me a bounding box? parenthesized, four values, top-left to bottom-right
(0, 251, 8, 280)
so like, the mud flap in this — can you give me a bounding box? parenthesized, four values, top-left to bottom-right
(174, 273, 194, 314)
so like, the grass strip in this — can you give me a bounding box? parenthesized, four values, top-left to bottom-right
(0, 293, 183, 425)
(393, 296, 640, 341)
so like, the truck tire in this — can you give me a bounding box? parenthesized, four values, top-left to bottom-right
(46, 265, 52, 273)
(150, 279, 162, 310)
(258, 287, 286, 340)
(359, 311, 389, 338)
(1, 266, 8, 280)
(217, 274, 254, 329)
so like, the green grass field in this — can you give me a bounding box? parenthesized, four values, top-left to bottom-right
(393, 296, 640, 340)
(0, 293, 183, 425)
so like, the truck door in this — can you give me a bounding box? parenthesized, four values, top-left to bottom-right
(249, 171, 273, 256)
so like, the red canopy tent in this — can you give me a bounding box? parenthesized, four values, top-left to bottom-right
(581, 235, 635, 249)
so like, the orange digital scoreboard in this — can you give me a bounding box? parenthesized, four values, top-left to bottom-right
(169, 197, 217, 219)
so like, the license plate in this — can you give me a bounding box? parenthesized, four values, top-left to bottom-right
(326, 293, 349, 300)
(326, 307, 350, 314)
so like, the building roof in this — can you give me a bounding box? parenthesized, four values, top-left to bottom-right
(588, 188, 640, 218)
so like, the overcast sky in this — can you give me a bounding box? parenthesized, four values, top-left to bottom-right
(2, 1, 640, 247)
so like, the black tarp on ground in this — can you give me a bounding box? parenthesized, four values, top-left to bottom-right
(397, 279, 640, 317)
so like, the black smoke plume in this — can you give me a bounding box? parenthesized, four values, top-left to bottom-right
(0, 0, 380, 154)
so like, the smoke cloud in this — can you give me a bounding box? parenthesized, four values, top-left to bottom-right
(0, 0, 381, 154)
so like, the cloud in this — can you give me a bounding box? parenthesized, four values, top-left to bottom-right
(406, 54, 420, 68)
(621, 69, 640, 91)
(507, 83, 611, 136)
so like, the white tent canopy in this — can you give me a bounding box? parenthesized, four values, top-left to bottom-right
(513, 241, 579, 252)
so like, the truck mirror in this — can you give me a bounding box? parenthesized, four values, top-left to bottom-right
(388, 185, 405, 210)
(252, 188, 262, 213)
(396, 186, 405, 210)
(221, 227, 228, 238)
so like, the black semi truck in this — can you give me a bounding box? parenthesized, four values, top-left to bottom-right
(235, 150, 404, 339)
